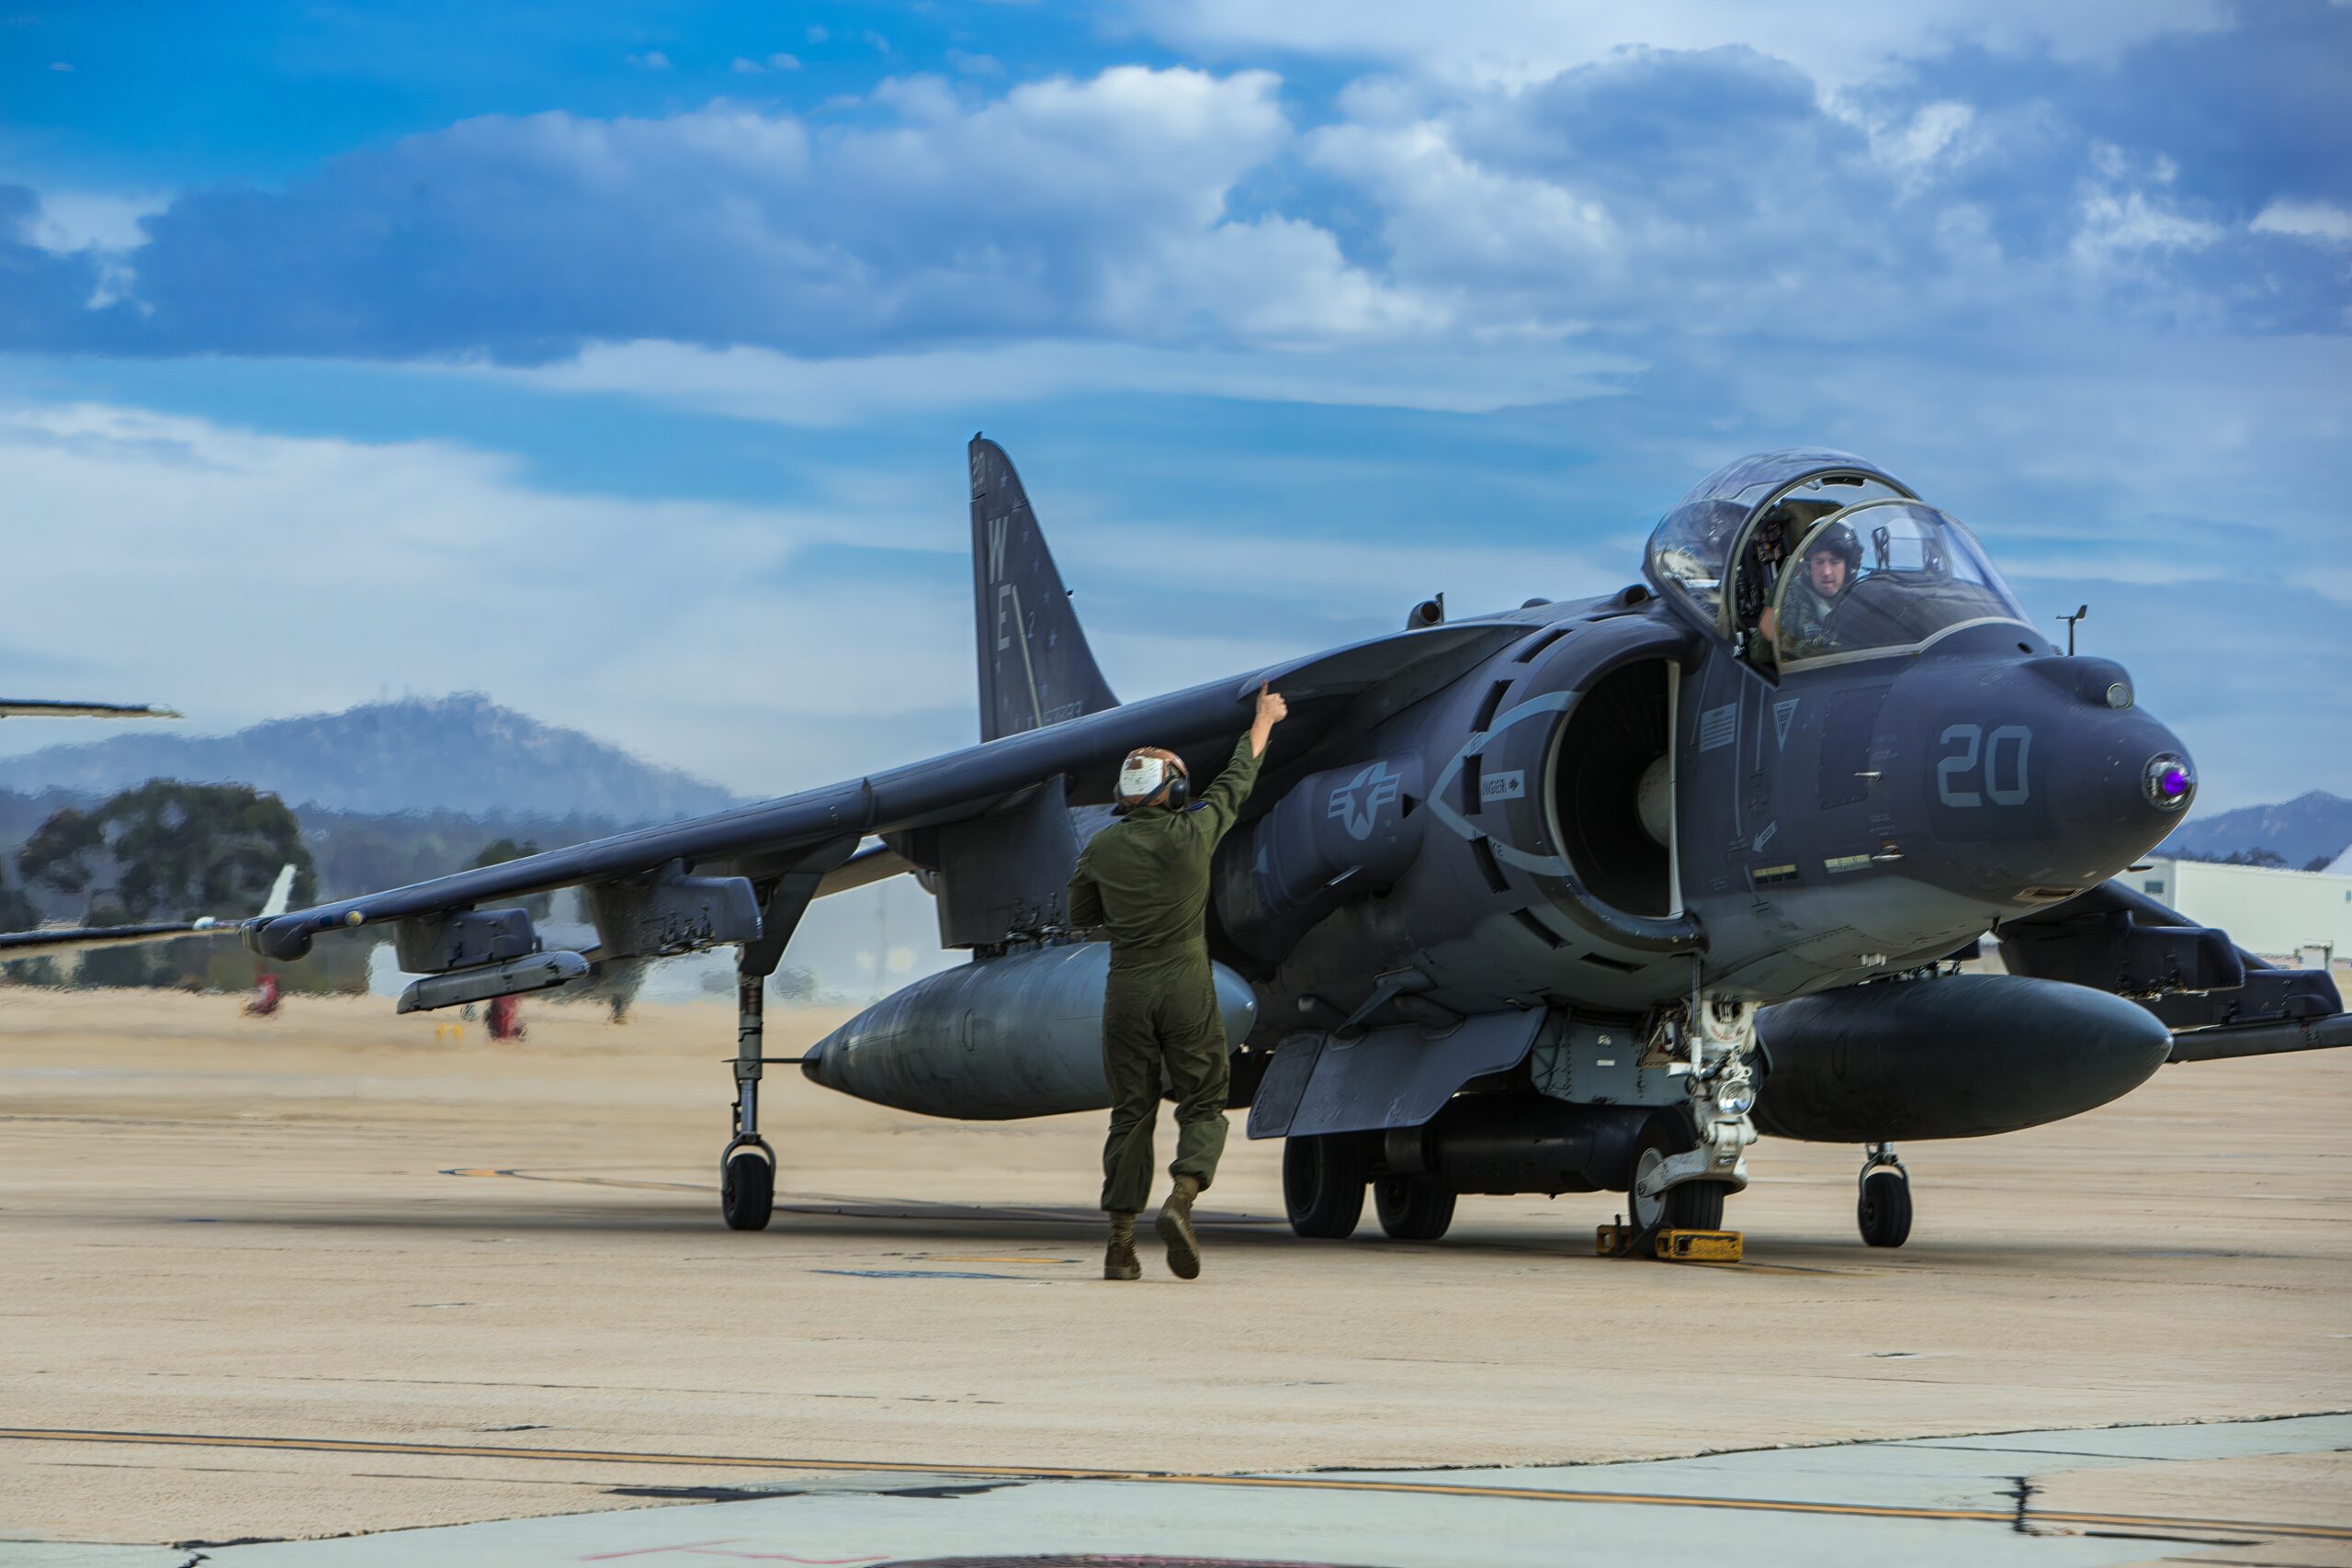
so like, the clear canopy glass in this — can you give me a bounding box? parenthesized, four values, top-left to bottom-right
(1645, 498, 1745, 624)
(1771, 500, 2030, 668)
(1644, 449, 1913, 632)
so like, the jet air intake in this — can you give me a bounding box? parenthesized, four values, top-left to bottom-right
(1441, 612, 1702, 955)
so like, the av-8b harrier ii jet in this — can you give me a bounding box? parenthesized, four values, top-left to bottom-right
(51, 441, 2347, 1251)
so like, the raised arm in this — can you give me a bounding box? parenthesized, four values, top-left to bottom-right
(1192, 683, 1285, 843)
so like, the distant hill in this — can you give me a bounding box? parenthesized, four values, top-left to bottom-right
(2159, 790, 2352, 870)
(0, 694, 745, 821)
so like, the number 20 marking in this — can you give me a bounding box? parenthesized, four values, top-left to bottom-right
(1937, 724, 2031, 807)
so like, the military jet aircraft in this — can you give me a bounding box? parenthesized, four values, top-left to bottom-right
(23, 441, 2346, 1251)
(0, 699, 178, 720)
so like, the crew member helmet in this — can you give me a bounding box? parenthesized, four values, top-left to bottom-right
(1805, 521, 1862, 575)
(1114, 748, 1190, 813)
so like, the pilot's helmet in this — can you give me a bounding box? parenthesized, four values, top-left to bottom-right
(1805, 521, 1862, 575)
(1114, 748, 1191, 814)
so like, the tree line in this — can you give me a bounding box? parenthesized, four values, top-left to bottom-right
(0, 782, 610, 995)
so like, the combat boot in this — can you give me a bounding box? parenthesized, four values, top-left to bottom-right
(1155, 1173, 1204, 1280)
(1103, 1211, 1141, 1280)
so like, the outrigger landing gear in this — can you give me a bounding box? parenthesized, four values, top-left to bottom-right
(1856, 1143, 1912, 1248)
(711, 848, 852, 1234)
(721, 969, 775, 1232)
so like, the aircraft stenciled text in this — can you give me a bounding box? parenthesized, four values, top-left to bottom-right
(1936, 723, 2032, 807)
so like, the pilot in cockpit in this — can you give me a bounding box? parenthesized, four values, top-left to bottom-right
(1758, 522, 1860, 660)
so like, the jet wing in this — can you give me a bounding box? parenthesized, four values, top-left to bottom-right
(0, 866, 299, 959)
(240, 621, 1523, 963)
(0, 699, 180, 719)
(0, 917, 247, 956)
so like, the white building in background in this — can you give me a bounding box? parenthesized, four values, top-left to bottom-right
(2133, 858, 2352, 965)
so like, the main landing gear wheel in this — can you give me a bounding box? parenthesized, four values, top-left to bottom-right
(1374, 1175, 1456, 1242)
(1628, 1115, 1725, 1251)
(1857, 1145, 1911, 1248)
(721, 1143, 775, 1232)
(1283, 1134, 1369, 1238)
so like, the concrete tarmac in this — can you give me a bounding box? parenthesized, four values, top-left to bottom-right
(1, 987, 2346, 1563)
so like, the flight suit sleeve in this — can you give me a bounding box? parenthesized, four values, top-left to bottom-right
(1190, 732, 1263, 845)
(1066, 849, 1104, 931)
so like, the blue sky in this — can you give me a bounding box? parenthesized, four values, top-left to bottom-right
(2, 0, 2347, 815)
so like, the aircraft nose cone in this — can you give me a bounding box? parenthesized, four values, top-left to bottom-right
(2034, 665, 2196, 879)
(1913, 657, 2196, 898)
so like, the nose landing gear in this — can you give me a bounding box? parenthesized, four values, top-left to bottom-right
(1624, 995, 1757, 1252)
(1857, 1143, 1912, 1247)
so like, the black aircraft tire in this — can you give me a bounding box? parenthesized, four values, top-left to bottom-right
(1283, 1134, 1368, 1239)
(721, 1149, 775, 1232)
(1627, 1115, 1727, 1249)
(1858, 1168, 1912, 1247)
(1673, 1179, 1727, 1231)
(1373, 1175, 1457, 1242)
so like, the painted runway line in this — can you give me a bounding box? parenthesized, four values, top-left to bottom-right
(5, 1426, 2346, 1542)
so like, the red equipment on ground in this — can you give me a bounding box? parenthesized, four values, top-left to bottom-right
(486, 994, 526, 1041)
(243, 973, 282, 1017)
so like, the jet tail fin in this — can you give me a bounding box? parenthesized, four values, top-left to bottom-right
(968, 435, 1118, 743)
(259, 864, 299, 920)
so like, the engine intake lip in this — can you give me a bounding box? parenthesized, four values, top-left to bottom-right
(1487, 611, 1706, 955)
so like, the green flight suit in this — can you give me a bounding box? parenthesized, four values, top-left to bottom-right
(1067, 733, 1262, 1214)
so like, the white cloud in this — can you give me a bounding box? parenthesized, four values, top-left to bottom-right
(20, 189, 165, 254)
(2251, 199, 2352, 245)
(0, 403, 975, 794)
(1138, 0, 2230, 89)
(626, 51, 672, 70)
(1308, 119, 1619, 290)
(2071, 184, 2222, 265)
(479, 336, 1632, 424)
(1868, 100, 1977, 186)
(0, 397, 1622, 800)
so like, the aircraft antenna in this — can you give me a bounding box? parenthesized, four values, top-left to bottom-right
(2059, 604, 2089, 656)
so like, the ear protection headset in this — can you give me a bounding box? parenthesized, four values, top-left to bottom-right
(1114, 750, 1191, 814)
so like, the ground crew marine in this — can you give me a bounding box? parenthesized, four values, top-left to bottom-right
(1067, 682, 1286, 1280)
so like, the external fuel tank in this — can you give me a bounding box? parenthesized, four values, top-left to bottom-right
(1752, 973, 2172, 1142)
(801, 942, 1259, 1120)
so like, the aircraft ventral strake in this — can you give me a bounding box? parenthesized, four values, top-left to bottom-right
(38, 440, 2348, 1251)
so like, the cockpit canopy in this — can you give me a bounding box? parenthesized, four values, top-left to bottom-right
(1643, 449, 2035, 671)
